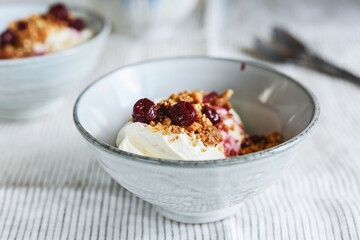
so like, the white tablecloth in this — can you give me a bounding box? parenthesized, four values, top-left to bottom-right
(1, 0, 360, 239)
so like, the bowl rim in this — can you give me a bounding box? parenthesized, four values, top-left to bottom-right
(73, 57, 320, 167)
(0, 2, 111, 66)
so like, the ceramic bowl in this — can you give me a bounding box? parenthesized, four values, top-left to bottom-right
(92, 0, 198, 37)
(0, 3, 111, 119)
(73, 57, 320, 223)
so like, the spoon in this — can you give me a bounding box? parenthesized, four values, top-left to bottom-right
(254, 27, 360, 84)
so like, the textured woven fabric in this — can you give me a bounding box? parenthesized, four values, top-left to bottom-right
(1, 0, 360, 239)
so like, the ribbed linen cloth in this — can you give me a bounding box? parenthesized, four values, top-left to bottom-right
(1, 0, 360, 239)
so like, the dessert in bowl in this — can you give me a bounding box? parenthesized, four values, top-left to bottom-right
(116, 89, 281, 160)
(0, 3, 111, 119)
(0, 3, 93, 59)
(73, 57, 319, 223)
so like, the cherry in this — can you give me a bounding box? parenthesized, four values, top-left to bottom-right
(18, 21, 28, 30)
(0, 30, 18, 47)
(170, 101, 197, 127)
(132, 98, 157, 124)
(49, 3, 68, 20)
(68, 18, 85, 31)
(203, 91, 218, 103)
(202, 105, 220, 125)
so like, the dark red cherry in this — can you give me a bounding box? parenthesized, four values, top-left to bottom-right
(202, 105, 220, 125)
(132, 98, 157, 124)
(68, 18, 85, 31)
(203, 91, 218, 103)
(170, 101, 197, 127)
(0, 30, 18, 47)
(49, 3, 68, 20)
(18, 21, 28, 30)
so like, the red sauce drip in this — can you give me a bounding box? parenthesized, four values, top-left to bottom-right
(240, 63, 246, 71)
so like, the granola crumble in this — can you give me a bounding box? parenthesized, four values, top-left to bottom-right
(136, 90, 236, 149)
(239, 132, 282, 155)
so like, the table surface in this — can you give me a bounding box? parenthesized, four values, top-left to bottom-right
(1, 0, 360, 239)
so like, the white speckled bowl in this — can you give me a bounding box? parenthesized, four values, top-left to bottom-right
(0, 3, 111, 119)
(73, 57, 320, 223)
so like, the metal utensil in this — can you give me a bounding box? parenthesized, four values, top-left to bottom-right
(253, 27, 360, 84)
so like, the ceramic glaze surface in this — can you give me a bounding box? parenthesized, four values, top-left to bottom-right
(74, 57, 320, 223)
(93, 0, 198, 36)
(0, 3, 111, 119)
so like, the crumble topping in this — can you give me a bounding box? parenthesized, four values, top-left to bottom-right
(239, 132, 282, 155)
(136, 89, 235, 148)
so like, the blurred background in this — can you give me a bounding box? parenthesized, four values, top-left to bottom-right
(2, 0, 360, 71)
(16, 0, 360, 81)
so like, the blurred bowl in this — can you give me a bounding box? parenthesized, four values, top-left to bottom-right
(0, 3, 111, 119)
(73, 57, 320, 223)
(92, 0, 199, 37)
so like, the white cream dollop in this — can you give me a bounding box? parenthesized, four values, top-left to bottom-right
(33, 27, 93, 54)
(116, 122, 226, 160)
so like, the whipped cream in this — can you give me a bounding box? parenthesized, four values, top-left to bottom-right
(116, 108, 244, 160)
(116, 122, 225, 160)
(33, 27, 92, 54)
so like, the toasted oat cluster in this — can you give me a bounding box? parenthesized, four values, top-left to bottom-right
(0, 3, 86, 59)
(239, 132, 282, 155)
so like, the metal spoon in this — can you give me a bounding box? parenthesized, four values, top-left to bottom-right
(272, 27, 306, 54)
(255, 38, 298, 62)
(254, 27, 360, 84)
